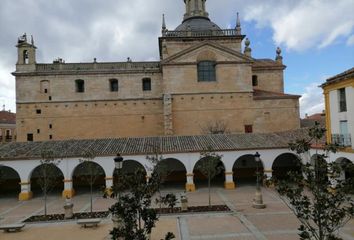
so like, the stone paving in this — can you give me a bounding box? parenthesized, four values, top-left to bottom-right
(0, 186, 353, 240)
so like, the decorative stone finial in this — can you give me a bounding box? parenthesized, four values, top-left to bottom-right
(31, 35, 34, 45)
(93, 58, 97, 63)
(2, 104, 5, 111)
(162, 14, 168, 36)
(275, 47, 283, 63)
(244, 38, 252, 57)
(235, 12, 241, 35)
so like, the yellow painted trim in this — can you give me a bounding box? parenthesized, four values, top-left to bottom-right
(224, 181, 235, 189)
(324, 92, 331, 143)
(105, 177, 113, 180)
(19, 181, 30, 185)
(263, 169, 273, 173)
(185, 183, 196, 192)
(186, 173, 194, 177)
(19, 191, 33, 201)
(62, 189, 75, 198)
(63, 179, 72, 183)
(323, 78, 354, 93)
(338, 148, 354, 153)
(225, 172, 233, 175)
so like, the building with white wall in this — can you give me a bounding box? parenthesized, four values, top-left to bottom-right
(322, 67, 354, 151)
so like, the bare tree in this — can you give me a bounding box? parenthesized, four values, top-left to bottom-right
(145, 144, 171, 210)
(196, 146, 223, 208)
(37, 149, 61, 216)
(77, 149, 102, 213)
(201, 120, 230, 135)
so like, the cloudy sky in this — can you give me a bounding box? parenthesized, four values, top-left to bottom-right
(0, 0, 353, 117)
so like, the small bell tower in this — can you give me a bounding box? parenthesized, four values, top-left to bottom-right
(16, 33, 37, 71)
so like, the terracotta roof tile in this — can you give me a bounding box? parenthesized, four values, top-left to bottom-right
(0, 129, 312, 160)
(0, 111, 16, 124)
(324, 67, 354, 86)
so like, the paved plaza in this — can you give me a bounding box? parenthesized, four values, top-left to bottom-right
(0, 186, 353, 240)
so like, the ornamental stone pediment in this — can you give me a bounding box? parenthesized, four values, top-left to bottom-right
(161, 41, 253, 65)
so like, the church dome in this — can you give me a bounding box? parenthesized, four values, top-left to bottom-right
(175, 17, 221, 31)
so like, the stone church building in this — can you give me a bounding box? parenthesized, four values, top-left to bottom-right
(13, 0, 300, 142)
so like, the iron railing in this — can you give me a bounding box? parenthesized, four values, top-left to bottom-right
(332, 134, 352, 147)
(36, 62, 160, 72)
(163, 29, 239, 37)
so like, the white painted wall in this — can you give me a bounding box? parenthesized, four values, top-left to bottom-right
(329, 86, 354, 148)
(346, 86, 354, 149)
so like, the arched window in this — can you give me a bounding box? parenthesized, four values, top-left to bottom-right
(40, 80, 50, 93)
(75, 79, 85, 93)
(197, 61, 216, 82)
(23, 50, 29, 64)
(109, 79, 119, 92)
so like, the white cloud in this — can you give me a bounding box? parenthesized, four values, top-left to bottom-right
(243, 0, 354, 51)
(0, 60, 16, 112)
(299, 82, 325, 118)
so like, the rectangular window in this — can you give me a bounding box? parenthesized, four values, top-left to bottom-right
(142, 78, 151, 91)
(37, 129, 40, 134)
(27, 133, 33, 142)
(252, 75, 258, 86)
(49, 124, 52, 129)
(49, 135, 52, 140)
(49, 96, 52, 101)
(110, 79, 119, 92)
(198, 61, 216, 82)
(245, 125, 253, 133)
(36, 109, 41, 114)
(75, 79, 85, 93)
(338, 88, 347, 112)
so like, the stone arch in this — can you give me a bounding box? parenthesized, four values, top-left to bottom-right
(272, 153, 301, 180)
(156, 158, 187, 189)
(0, 165, 21, 198)
(72, 161, 106, 194)
(30, 163, 64, 196)
(233, 154, 264, 185)
(113, 159, 146, 187)
(193, 156, 225, 188)
(335, 157, 354, 181)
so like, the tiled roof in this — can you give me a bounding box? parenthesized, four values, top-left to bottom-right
(322, 67, 354, 87)
(0, 111, 16, 124)
(0, 129, 310, 160)
(253, 90, 301, 100)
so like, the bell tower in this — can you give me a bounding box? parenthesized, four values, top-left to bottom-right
(183, 0, 209, 21)
(16, 33, 37, 71)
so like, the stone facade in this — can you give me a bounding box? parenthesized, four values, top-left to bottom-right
(13, 1, 300, 142)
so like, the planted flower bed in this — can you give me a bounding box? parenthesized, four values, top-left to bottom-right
(24, 211, 109, 223)
(23, 205, 230, 223)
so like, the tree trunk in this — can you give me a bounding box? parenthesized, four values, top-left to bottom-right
(90, 183, 93, 213)
(208, 172, 211, 208)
